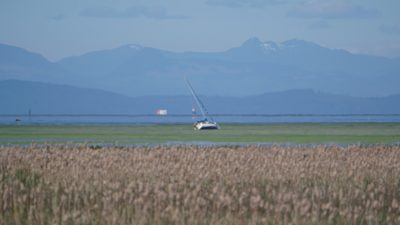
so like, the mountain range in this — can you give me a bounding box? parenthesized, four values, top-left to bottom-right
(1, 80, 399, 115)
(1, 38, 399, 97)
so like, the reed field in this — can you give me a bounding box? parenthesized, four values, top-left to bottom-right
(1, 144, 400, 225)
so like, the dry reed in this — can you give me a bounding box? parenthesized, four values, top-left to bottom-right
(1, 144, 400, 225)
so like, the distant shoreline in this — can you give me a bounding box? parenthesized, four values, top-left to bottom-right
(2, 114, 400, 125)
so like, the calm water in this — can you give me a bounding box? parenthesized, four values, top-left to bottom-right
(1, 114, 400, 125)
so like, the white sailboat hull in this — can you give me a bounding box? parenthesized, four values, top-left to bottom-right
(194, 121, 219, 130)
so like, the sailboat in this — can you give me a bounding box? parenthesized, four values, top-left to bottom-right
(185, 78, 220, 130)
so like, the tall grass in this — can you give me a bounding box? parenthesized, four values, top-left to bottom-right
(1, 145, 399, 225)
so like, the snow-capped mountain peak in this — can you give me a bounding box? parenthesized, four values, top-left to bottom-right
(262, 41, 280, 51)
(128, 44, 142, 50)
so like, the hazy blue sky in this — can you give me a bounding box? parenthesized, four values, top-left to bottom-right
(1, 0, 399, 61)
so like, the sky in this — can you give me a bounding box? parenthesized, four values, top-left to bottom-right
(1, 0, 400, 61)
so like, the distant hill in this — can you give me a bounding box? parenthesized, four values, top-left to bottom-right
(0, 80, 142, 114)
(1, 80, 399, 115)
(0, 44, 69, 83)
(1, 39, 399, 97)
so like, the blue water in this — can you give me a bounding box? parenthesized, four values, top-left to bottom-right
(1, 114, 400, 125)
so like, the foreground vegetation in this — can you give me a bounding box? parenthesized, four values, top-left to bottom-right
(1, 145, 400, 225)
(1, 123, 400, 145)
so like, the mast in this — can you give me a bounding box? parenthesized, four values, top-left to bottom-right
(185, 78, 212, 121)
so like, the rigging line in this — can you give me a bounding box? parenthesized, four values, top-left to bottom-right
(185, 77, 208, 120)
